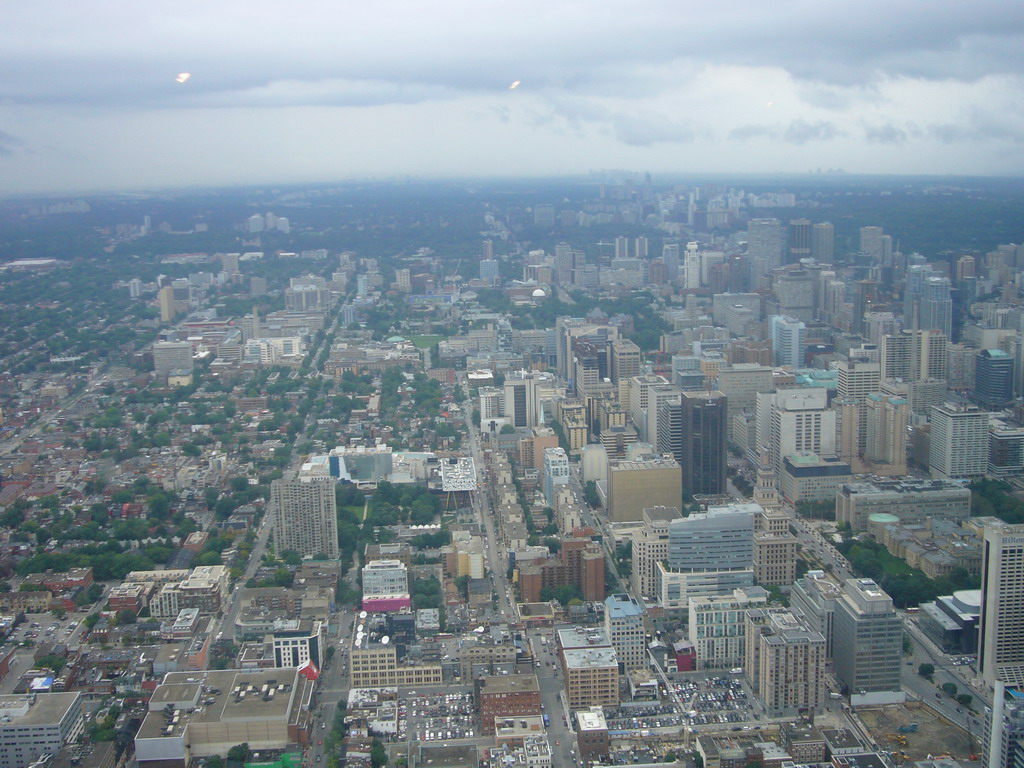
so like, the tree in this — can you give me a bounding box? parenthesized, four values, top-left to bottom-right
(227, 744, 250, 763)
(583, 480, 600, 509)
(371, 739, 388, 768)
(84, 613, 101, 629)
(500, 424, 516, 434)
(918, 663, 935, 679)
(116, 609, 137, 625)
(207, 757, 224, 768)
(942, 682, 958, 697)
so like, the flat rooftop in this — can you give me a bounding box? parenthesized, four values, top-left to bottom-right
(138, 669, 312, 740)
(564, 647, 618, 670)
(480, 674, 539, 695)
(0, 693, 80, 727)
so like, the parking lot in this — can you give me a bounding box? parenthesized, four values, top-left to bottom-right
(8, 613, 84, 647)
(602, 675, 757, 733)
(397, 689, 477, 743)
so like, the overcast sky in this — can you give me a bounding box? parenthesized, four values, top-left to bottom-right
(2, 1, 1023, 195)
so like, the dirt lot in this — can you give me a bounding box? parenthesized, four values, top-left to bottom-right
(859, 703, 979, 761)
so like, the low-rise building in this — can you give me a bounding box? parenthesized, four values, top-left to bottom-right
(836, 478, 971, 531)
(475, 674, 541, 735)
(0, 693, 84, 768)
(349, 644, 442, 688)
(134, 669, 315, 768)
(779, 452, 852, 505)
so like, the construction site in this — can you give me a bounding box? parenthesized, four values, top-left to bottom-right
(858, 702, 980, 763)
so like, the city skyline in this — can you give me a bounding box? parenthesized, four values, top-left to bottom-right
(2, 1, 1024, 194)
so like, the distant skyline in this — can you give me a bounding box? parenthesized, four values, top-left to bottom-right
(2, 1, 1024, 194)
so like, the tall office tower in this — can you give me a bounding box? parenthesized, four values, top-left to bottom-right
(270, 473, 339, 560)
(503, 371, 541, 429)
(770, 267, 816, 322)
(976, 349, 1015, 410)
(957, 254, 976, 281)
(880, 329, 949, 382)
(903, 262, 938, 322)
(753, 504, 798, 586)
(715, 364, 776, 443)
(683, 241, 701, 289)
(832, 578, 903, 700)
(662, 241, 680, 281)
(657, 398, 685, 467)
(572, 339, 611, 400)
(680, 391, 728, 496)
(610, 339, 641, 388)
(247, 213, 265, 233)
(555, 317, 618, 381)
(929, 401, 990, 480)
(604, 594, 646, 670)
(747, 218, 785, 287)
(745, 608, 826, 716)
(614, 236, 630, 259)
(152, 341, 194, 379)
(835, 358, 881, 457)
(859, 226, 893, 264)
(788, 219, 812, 264)
(769, 315, 807, 368)
(811, 221, 834, 262)
(863, 394, 909, 475)
(482, 239, 494, 260)
(919, 276, 954, 339)
(756, 389, 837, 476)
(980, 521, 1024, 688)
(634, 236, 648, 259)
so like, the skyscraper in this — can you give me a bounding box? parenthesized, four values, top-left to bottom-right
(832, 578, 904, 700)
(788, 219, 812, 264)
(929, 401, 990, 480)
(680, 391, 728, 496)
(919, 276, 954, 339)
(880, 329, 949, 382)
(976, 349, 1015, 410)
(270, 473, 339, 560)
(811, 221, 834, 262)
(769, 315, 806, 369)
(503, 371, 541, 429)
(979, 520, 1024, 688)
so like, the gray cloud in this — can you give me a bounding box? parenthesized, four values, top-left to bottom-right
(729, 121, 842, 144)
(729, 125, 778, 141)
(783, 120, 842, 144)
(863, 123, 910, 144)
(2, 1, 1024, 114)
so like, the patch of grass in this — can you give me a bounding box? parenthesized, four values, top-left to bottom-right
(411, 334, 445, 349)
(877, 548, 915, 576)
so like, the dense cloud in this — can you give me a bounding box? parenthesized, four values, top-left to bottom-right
(1, 1, 1023, 192)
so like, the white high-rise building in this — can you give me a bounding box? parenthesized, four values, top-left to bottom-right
(769, 315, 806, 369)
(929, 401, 990, 480)
(683, 241, 701, 290)
(756, 388, 836, 476)
(270, 473, 339, 560)
(979, 520, 1024, 688)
